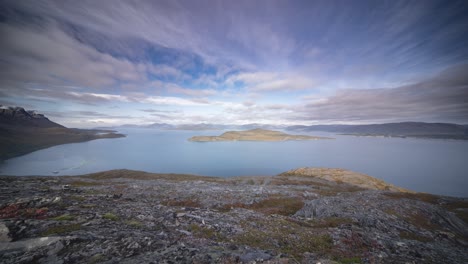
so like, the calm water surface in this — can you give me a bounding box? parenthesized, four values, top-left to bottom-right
(1, 128, 467, 197)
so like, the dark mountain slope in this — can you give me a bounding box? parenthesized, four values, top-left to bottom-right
(0, 106, 125, 160)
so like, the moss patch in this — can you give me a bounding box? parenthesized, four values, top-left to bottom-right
(189, 224, 223, 240)
(219, 196, 304, 216)
(103, 213, 119, 221)
(70, 180, 102, 187)
(162, 198, 201, 208)
(125, 219, 144, 228)
(233, 218, 333, 261)
(41, 224, 81, 236)
(52, 214, 74, 221)
(399, 231, 434, 242)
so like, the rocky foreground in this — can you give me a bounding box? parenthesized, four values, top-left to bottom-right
(0, 168, 467, 264)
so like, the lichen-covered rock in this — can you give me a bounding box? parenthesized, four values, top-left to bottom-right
(0, 169, 466, 263)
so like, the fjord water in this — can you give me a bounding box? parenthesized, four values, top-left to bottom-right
(1, 128, 467, 197)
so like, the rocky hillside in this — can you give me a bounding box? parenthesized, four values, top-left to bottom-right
(287, 122, 468, 140)
(189, 129, 332, 142)
(0, 106, 64, 129)
(0, 168, 466, 263)
(0, 106, 125, 160)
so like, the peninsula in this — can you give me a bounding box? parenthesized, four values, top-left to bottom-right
(0, 106, 125, 160)
(189, 128, 332, 142)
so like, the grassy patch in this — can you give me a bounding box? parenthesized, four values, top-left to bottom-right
(383, 192, 439, 204)
(383, 208, 400, 217)
(103, 213, 119, 221)
(125, 219, 144, 228)
(404, 212, 439, 231)
(70, 180, 102, 187)
(399, 231, 434, 242)
(337, 257, 362, 264)
(84, 169, 222, 183)
(189, 223, 223, 240)
(89, 254, 106, 264)
(233, 218, 333, 261)
(219, 196, 304, 216)
(162, 198, 201, 208)
(249, 197, 304, 216)
(69, 195, 86, 202)
(41, 223, 81, 236)
(453, 210, 468, 225)
(52, 214, 74, 221)
(308, 217, 354, 228)
(80, 204, 96, 209)
(443, 200, 468, 224)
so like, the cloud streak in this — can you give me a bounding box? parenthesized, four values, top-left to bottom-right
(1, 1, 468, 126)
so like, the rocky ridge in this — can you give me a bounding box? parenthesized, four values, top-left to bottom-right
(0, 168, 467, 263)
(0, 106, 63, 128)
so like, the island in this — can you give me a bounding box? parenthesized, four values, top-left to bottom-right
(0, 167, 466, 263)
(188, 128, 332, 142)
(0, 106, 125, 160)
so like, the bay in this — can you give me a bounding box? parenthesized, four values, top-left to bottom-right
(1, 128, 467, 197)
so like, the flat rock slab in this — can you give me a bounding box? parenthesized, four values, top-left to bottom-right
(0, 223, 10, 242)
(0, 236, 63, 253)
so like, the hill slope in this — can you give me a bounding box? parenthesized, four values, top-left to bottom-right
(287, 122, 468, 139)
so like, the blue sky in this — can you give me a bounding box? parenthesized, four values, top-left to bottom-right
(1, 0, 468, 127)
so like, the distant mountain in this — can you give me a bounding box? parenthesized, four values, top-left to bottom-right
(103, 122, 286, 131)
(0, 106, 125, 160)
(98, 121, 468, 139)
(0, 106, 64, 128)
(286, 122, 468, 139)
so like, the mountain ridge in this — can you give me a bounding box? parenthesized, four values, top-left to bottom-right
(100, 121, 468, 139)
(0, 106, 125, 160)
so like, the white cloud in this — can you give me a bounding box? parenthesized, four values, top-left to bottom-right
(226, 71, 316, 92)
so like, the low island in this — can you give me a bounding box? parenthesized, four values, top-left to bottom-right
(189, 128, 332, 142)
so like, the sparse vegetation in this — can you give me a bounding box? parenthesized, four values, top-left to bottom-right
(399, 231, 434, 242)
(103, 213, 119, 221)
(337, 257, 362, 264)
(383, 192, 440, 204)
(125, 219, 144, 228)
(308, 217, 354, 228)
(70, 180, 102, 187)
(234, 218, 333, 261)
(52, 214, 74, 221)
(218, 196, 304, 216)
(41, 224, 82, 236)
(404, 211, 439, 231)
(89, 254, 106, 264)
(189, 223, 223, 240)
(162, 198, 201, 208)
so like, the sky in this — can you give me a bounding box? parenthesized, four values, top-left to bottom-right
(1, 0, 468, 128)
